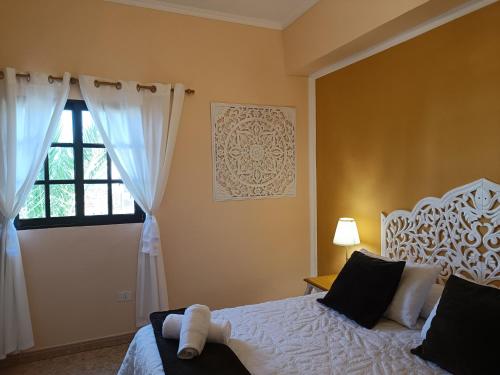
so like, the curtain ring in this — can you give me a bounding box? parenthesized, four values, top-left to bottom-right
(0, 71, 4, 79)
(26, 73, 31, 82)
(136, 84, 157, 93)
(94, 80, 121, 89)
(48, 75, 54, 84)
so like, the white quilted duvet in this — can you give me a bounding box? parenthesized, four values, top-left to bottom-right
(118, 292, 447, 375)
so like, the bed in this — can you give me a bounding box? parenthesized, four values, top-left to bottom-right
(119, 178, 499, 375)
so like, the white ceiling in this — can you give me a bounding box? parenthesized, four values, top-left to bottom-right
(107, 0, 320, 29)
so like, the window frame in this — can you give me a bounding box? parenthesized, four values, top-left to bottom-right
(15, 99, 145, 230)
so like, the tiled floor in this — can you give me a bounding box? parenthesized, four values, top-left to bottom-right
(2, 344, 128, 375)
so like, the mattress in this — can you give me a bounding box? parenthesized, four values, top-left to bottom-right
(118, 292, 447, 375)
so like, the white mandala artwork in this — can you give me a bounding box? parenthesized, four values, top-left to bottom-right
(211, 102, 296, 201)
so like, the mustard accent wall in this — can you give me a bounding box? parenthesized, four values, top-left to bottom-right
(316, 3, 500, 275)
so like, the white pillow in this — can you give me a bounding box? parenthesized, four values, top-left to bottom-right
(360, 249, 441, 329)
(421, 299, 439, 339)
(420, 283, 444, 319)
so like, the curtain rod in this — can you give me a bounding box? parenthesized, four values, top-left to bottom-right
(0, 71, 195, 95)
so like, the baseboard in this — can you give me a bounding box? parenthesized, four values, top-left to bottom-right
(0, 331, 135, 368)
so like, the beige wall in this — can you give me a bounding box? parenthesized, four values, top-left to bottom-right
(283, 0, 477, 76)
(283, 0, 429, 75)
(0, 0, 309, 349)
(316, 2, 500, 275)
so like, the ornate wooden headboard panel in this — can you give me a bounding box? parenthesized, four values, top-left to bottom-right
(381, 179, 500, 286)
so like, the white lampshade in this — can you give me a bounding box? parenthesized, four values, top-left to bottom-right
(333, 218, 360, 246)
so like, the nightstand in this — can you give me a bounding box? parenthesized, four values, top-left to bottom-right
(303, 274, 337, 295)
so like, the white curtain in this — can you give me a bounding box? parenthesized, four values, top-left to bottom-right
(79, 75, 185, 326)
(0, 68, 70, 358)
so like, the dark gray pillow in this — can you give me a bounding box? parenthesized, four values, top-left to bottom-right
(411, 275, 500, 375)
(317, 251, 405, 328)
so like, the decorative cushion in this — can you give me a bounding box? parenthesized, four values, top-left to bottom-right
(420, 283, 444, 319)
(317, 251, 405, 329)
(420, 299, 439, 339)
(360, 249, 441, 328)
(412, 275, 500, 375)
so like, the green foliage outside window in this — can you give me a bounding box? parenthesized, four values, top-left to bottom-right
(19, 106, 136, 224)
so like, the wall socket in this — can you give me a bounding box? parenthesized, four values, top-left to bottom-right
(117, 290, 133, 302)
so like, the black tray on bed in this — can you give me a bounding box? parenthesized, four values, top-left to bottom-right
(150, 309, 251, 375)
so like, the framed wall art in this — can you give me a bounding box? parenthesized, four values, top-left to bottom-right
(211, 102, 296, 201)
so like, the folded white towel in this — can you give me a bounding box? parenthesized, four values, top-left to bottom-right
(206, 319, 231, 345)
(177, 304, 211, 359)
(162, 314, 232, 344)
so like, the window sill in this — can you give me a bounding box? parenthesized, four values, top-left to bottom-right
(15, 215, 145, 231)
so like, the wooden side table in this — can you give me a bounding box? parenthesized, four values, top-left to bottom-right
(303, 274, 337, 295)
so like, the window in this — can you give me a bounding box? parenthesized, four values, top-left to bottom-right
(16, 100, 145, 230)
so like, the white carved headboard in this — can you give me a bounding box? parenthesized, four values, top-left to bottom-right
(381, 178, 500, 286)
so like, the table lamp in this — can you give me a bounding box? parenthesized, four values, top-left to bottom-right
(333, 217, 360, 263)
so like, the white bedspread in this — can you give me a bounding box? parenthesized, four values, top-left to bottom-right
(118, 293, 447, 375)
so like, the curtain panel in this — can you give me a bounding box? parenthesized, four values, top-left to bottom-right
(79, 76, 185, 326)
(0, 68, 70, 358)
